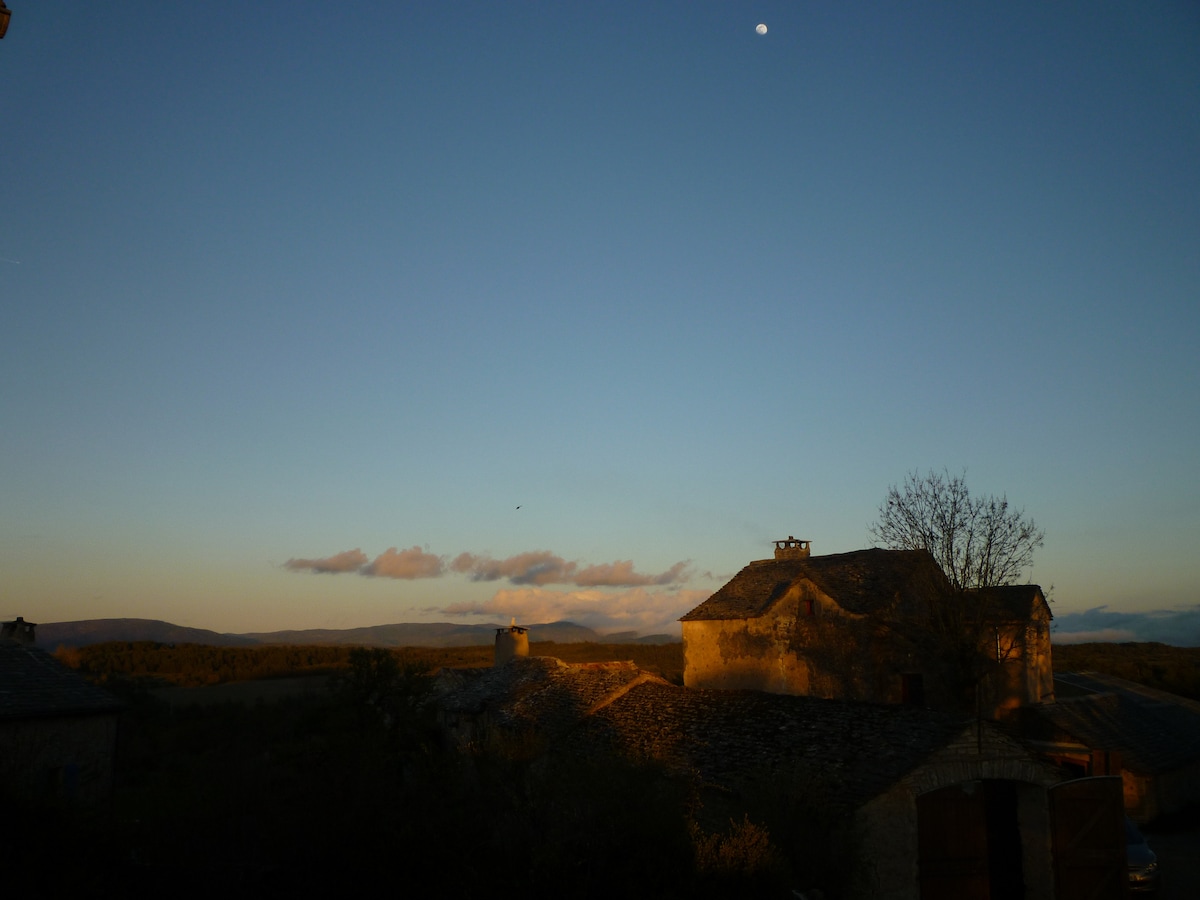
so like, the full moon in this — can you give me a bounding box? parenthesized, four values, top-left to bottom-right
(756, 23, 767, 35)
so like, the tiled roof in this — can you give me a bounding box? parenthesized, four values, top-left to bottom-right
(680, 548, 946, 621)
(1036, 673, 1200, 774)
(564, 681, 966, 810)
(435, 655, 969, 811)
(433, 656, 659, 736)
(0, 640, 122, 720)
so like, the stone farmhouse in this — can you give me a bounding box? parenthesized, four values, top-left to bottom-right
(0, 618, 122, 806)
(680, 539, 1054, 720)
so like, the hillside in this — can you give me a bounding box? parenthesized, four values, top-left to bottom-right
(35, 617, 678, 649)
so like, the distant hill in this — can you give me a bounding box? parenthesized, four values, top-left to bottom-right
(34, 617, 679, 649)
(36, 619, 259, 649)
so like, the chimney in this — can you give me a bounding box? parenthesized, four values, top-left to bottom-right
(774, 537, 811, 560)
(1, 616, 37, 644)
(494, 618, 529, 666)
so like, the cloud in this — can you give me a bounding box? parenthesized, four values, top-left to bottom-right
(450, 550, 575, 585)
(573, 560, 690, 587)
(1052, 628, 1139, 644)
(363, 546, 445, 579)
(451, 551, 690, 587)
(443, 586, 712, 636)
(286, 546, 694, 589)
(1052, 605, 1200, 647)
(283, 549, 369, 574)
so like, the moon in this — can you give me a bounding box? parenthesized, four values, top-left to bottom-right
(756, 23, 767, 35)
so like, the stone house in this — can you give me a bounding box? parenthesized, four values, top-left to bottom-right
(0, 618, 122, 806)
(432, 655, 1127, 900)
(680, 539, 1054, 719)
(1024, 671, 1200, 824)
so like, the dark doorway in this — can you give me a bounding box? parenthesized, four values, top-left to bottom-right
(984, 780, 1024, 900)
(902, 673, 925, 706)
(917, 780, 1027, 900)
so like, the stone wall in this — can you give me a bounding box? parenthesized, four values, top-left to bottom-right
(682, 585, 812, 694)
(1124, 757, 1200, 823)
(0, 713, 119, 806)
(683, 579, 956, 707)
(978, 609, 1055, 719)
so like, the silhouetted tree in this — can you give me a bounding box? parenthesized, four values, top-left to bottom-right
(869, 470, 1047, 713)
(869, 468, 1044, 591)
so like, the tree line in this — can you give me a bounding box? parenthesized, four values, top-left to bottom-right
(53, 639, 686, 688)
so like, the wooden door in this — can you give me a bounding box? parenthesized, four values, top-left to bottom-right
(1049, 776, 1128, 900)
(918, 782, 991, 900)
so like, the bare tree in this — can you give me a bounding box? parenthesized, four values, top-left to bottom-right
(869, 470, 1047, 714)
(868, 469, 1044, 591)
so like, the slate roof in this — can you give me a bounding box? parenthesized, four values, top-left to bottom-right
(432, 656, 660, 737)
(0, 639, 122, 720)
(968, 585, 1051, 622)
(680, 548, 947, 621)
(434, 655, 972, 812)
(1034, 672, 1200, 775)
(564, 680, 969, 812)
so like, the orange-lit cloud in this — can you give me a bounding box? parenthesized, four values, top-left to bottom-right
(573, 559, 690, 586)
(286, 546, 692, 588)
(283, 549, 369, 574)
(450, 550, 574, 585)
(363, 546, 445, 579)
(442, 586, 712, 636)
(451, 551, 690, 587)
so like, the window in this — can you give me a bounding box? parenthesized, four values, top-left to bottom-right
(901, 673, 925, 706)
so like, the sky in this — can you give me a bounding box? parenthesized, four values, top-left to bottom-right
(2, 3, 1198, 642)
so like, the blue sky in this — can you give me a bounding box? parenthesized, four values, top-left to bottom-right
(2, 3, 1197, 641)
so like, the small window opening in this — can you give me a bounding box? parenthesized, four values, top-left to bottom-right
(901, 673, 925, 706)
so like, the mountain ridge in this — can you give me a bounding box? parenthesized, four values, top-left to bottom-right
(32, 617, 677, 649)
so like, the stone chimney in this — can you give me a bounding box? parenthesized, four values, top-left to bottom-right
(1, 616, 37, 644)
(494, 618, 530, 665)
(774, 537, 811, 560)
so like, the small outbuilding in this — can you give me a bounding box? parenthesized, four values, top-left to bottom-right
(0, 618, 122, 807)
(1025, 671, 1200, 823)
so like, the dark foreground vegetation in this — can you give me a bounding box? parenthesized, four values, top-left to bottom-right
(12, 644, 813, 897)
(16, 639, 1197, 894)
